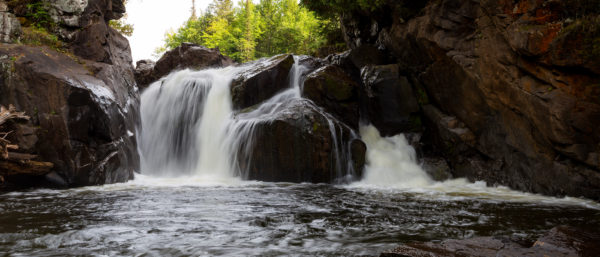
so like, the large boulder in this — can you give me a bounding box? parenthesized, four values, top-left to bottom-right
(360, 64, 420, 136)
(234, 98, 365, 183)
(135, 43, 235, 88)
(230, 54, 294, 110)
(302, 65, 360, 129)
(340, 0, 600, 200)
(0, 44, 138, 186)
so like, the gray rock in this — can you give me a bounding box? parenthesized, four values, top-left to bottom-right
(230, 54, 293, 110)
(0, 11, 20, 43)
(136, 43, 235, 88)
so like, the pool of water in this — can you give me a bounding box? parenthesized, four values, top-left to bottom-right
(1, 176, 599, 256)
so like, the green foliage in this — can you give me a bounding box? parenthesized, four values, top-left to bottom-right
(25, 0, 54, 29)
(159, 0, 336, 62)
(299, 0, 386, 17)
(19, 26, 63, 51)
(109, 19, 134, 36)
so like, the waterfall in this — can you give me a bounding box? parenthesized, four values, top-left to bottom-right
(137, 56, 357, 182)
(138, 67, 240, 179)
(354, 125, 433, 188)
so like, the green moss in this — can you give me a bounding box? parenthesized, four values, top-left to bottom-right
(312, 122, 320, 133)
(18, 26, 64, 51)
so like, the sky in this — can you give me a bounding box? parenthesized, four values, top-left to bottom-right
(125, 0, 212, 63)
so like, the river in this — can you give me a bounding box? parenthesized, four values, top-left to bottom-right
(1, 56, 599, 256)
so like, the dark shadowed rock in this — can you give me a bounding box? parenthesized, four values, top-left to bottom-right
(235, 98, 365, 183)
(340, 0, 600, 200)
(135, 43, 235, 88)
(133, 59, 155, 86)
(361, 64, 420, 136)
(303, 65, 360, 129)
(381, 226, 600, 257)
(0, 45, 138, 186)
(230, 54, 294, 110)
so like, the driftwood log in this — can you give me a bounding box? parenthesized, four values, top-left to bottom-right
(0, 105, 53, 183)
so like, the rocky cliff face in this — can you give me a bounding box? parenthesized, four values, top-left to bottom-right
(338, 0, 600, 199)
(0, 0, 139, 187)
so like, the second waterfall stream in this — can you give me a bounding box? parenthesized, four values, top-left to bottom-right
(137, 55, 433, 186)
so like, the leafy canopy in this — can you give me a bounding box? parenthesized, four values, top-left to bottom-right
(158, 0, 341, 62)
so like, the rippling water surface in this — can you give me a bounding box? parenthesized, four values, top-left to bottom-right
(1, 176, 599, 256)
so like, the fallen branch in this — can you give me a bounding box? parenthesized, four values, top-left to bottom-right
(0, 105, 30, 160)
(0, 105, 29, 126)
(0, 159, 54, 177)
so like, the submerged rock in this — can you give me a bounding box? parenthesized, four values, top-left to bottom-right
(235, 98, 365, 183)
(135, 43, 235, 88)
(381, 226, 600, 257)
(303, 65, 359, 129)
(230, 54, 294, 110)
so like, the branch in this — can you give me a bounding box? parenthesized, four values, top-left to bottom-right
(0, 105, 29, 126)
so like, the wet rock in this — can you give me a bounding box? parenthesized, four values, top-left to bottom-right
(230, 54, 294, 110)
(0, 45, 138, 186)
(361, 64, 420, 136)
(135, 43, 235, 88)
(303, 65, 359, 129)
(340, 0, 600, 199)
(236, 98, 365, 183)
(381, 226, 600, 257)
(421, 157, 453, 181)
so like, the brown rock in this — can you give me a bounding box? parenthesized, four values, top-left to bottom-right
(340, 0, 600, 199)
(361, 64, 420, 136)
(0, 45, 138, 186)
(235, 98, 365, 183)
(303, 65, 360, 129)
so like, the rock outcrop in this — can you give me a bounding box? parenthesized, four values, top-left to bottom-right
(0, 1, 20, 43)
(235, 98, 365, 183)
(134, 43, 235, 88)
(303, 65, 360, 129)
(0, 0, 139, 188)
(338, 0, 600, 200)
(381, 226, 600, 257)
(230, 54, 294, 110)
(360, 64, 420, 136)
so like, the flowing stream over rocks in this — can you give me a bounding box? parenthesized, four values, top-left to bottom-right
(1, 57, 599, 256)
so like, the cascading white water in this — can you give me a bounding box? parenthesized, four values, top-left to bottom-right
(138, 67, 242, 180)
(138, 56, 357, 182)
(355, 125, 433, 188)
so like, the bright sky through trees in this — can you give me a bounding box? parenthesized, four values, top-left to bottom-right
(125, 0, 213, 62)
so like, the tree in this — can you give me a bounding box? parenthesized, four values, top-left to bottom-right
(109, 0, 134, 36)
(159, 0, 340, 62)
